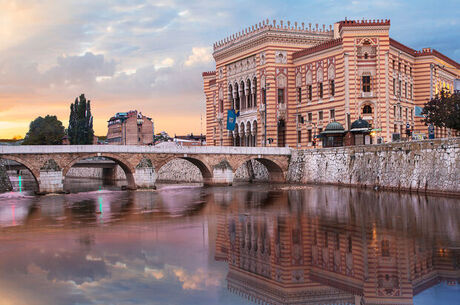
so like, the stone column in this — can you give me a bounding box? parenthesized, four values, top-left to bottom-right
(39, 170, 64, 193)
(209, 160, 234, 185)
(38, 159, 63, 194)
(344, 53, 350, 129)
(385, 52, 390, 142)
(133, 158, 157, 189)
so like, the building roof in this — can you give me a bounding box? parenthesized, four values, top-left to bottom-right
(108, 110, 152, 123)
(350, 118, 370, 132)
(322, 122, 345, 134)
(390, 38, 460, 69)
(292, 38, 343, 60)
(213, 19, 333, 53)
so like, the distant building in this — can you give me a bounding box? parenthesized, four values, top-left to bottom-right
(107, 110, 153, 145)
(174, 134, 206, 146)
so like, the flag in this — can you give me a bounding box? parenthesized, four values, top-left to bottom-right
(226, 109, 236, 131)
(414, 106, 424, 118)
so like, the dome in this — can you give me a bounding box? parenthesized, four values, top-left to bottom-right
(321, 121, 345, 134)
(351, 118, 370, 131)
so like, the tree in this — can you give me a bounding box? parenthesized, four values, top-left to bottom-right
(68, 94, 94, 144)
(22, 115, 65, 145)
(422, 90, 460, 131)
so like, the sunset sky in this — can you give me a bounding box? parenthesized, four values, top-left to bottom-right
(0, 0, 459, 139)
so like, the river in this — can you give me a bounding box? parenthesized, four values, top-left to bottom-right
(0, 180, 458, 305)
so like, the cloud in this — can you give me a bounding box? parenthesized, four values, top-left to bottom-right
(172, 267, 222, 290)
(185, 47, 213, 67)
(144, 267, 165, 279)
(46, 52, 116, 85)
(0, 0, 459, 139)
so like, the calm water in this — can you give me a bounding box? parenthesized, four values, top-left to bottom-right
(0, 181, 459, 305)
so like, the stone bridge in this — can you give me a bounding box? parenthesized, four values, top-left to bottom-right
(0, 145, 291, 193)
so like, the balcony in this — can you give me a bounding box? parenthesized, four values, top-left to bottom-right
(361, 91, 374, 98)
(216, 112, 223, 121)
(259, 103, 266, 112)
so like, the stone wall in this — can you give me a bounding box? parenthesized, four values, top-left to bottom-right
(67, 167, 126, 180)
(287, 138, 460, 195)
(0, 160, 12, 192)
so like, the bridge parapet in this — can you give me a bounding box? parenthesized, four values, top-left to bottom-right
(0, 145, 292, 155)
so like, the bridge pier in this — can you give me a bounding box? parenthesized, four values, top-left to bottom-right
(133, 167, 157, 189)
(207, 167, 234, 186)
(38, 170, 64, 194)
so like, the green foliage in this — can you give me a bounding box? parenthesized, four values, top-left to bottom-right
(422, 90, 460, 131)
(68, 94, 94, 144)
(22, 115, 65, 145)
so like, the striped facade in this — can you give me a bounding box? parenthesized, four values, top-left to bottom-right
(203, 19, 460, 148)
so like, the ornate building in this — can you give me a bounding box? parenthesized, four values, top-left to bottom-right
(203, 19, 460, 148)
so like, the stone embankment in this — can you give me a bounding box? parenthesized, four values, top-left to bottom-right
(287, 138, 460, 195)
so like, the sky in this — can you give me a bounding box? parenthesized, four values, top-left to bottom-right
(0, 0, 459, 139)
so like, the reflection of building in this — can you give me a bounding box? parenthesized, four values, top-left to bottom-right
(107, 111, 153, 145)
(203, 19, 460, 148)
(213, 190, 460, 305)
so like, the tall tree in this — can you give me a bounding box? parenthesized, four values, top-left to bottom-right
(68, 94, 94, 144)
(422, 90, 460, 131)
(22, 115, 65, 145)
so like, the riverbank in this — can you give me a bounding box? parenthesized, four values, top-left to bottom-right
(2, 138, 458, 196)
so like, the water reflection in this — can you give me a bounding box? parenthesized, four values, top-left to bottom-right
(0, 184, 458, 305)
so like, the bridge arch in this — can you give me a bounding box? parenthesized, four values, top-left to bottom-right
(155, 156, 213, 183)
(0, 155, 40, 188)
(62, 153, 137, 189)
(234, 157, 285, 183)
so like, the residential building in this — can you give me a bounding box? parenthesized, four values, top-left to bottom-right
(107, 110, 153, 145)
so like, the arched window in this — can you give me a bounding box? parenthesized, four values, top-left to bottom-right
(252, 77, 257, 107)
(246, 79, 252, 108)
(363, 105, 372, 114)
(228, 84, 233, 109)
(234, 83, 240, 111)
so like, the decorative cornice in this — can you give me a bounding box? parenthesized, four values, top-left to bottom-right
(418, 49, 460, 69)
(292, 38, 343, 60)
(202, 71, 216, 77)
(214, 19, 333, 52)
(213, 32, 332, 63)
(338, 18, 390, 31)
